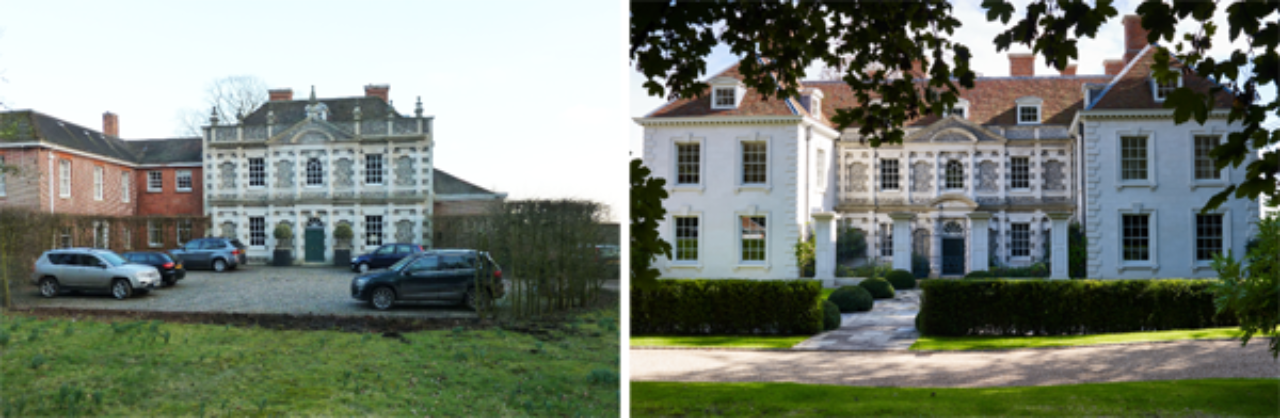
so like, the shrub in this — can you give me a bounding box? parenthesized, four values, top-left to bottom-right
(794, 234, 815, 278)
(821, 300, 842, 331)
(836, 227, 866, 264)
(273, 223, 292, 241)
(964, 270, 990, 279)
(828, 285, 873, 313)
(917, 279, 1237, 337)
(911, 253, 930, 278)
(836, 265, 855, 277)
(885, 269, 916, 290)
(852, 261, 891, 278)
(631, 279, 823, 335)
(1069, 222, 1087, 278)
(1212, 215, 1279, 358)
(858, 278, 895, 299)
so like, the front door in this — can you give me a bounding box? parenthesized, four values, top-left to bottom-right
(942, 238, 966, 276)
(305, 228, 325, 262)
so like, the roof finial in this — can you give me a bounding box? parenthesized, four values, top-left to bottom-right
(415, 96, 423, 117)
(309, 85, 317, 103)
(209, 106, 220, 126)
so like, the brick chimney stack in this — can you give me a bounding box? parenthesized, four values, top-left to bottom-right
(268, 88, 293, 102)
(365, 84, 390, 103)
(102, 112, 118, 137)
(1123, 14, 1149, 63)
(1009, 53, 1035, 77)
(1059, 64, 1077, 76)
(1104, 59, 1125, 76)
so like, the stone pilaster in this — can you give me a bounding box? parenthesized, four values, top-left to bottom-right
(812, 212, 837, 286)
(968, 212, 991, 273)
(890, 212, 914, 271)
(1049, 212, 1071, 279)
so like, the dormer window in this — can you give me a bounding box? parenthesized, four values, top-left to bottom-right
(1015, 96, 1042, 125)
(1152, 73, 1181, 102)
(713, 87, 736, 108)
(949, 98, 970, 119)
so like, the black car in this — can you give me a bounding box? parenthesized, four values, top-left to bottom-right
(351, 249, 505, 311)
(170, 237, 248, 272)
(122, 251, 186, 286)
(350, 243, 424, 273)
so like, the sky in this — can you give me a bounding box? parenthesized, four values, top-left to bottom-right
(629, 0, 1279, 154)
(0, 0, 629, 221)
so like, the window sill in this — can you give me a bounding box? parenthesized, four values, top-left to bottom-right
(146, 189, 162, 193)
(1115, 182, 1157, 191)
(671, 184, 704, 194)
(1192, 263, 1215, 272)
(176, 189, 192, 193)
(1117, 262, 1159, 273)
(1190, 181, 1227, 190)
(733, 263, 770, 272)
(736, 185, 771, 194)
(668, 262, 702, 270)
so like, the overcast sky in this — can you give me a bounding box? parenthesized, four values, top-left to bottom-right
(0, 0, 628, 221)
(629, 0, 1279, 154)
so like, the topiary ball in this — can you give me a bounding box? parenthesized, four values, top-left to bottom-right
(858, 277, 895, 299)
(964, 270, 991, 279)
(885, 269, 916, 290)
(828, 285, 874, 313)
(821, 300, 842, 331)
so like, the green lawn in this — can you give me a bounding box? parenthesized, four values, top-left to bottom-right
(912, 327, 1246, 351)
(630, 335, 811, 350)
(0, 310, 619, 417)
(632, 379, 1280, 417)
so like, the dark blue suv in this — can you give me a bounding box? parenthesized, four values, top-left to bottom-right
(350, 243, 423, 273)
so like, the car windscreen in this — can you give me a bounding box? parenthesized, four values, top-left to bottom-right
(388, 254, 417, 272)
(98, 252, 128, 267)
(155, 253, 174, 263)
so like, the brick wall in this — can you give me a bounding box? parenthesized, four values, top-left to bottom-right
(434, 199, 501, 217)
(45, 150, 136, 216)
(0, 148, 47, 210)
(135, 167, 204, 216)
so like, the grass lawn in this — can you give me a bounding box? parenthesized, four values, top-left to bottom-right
(631, 379, 1280, 417)
(911, 327, 1246, 351)
(0, 310, 619, 417)
(630, 335, 811, 350)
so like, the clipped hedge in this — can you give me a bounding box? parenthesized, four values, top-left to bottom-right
(829, 285, 874, 313)
(632, 279, 823, 335)
(886, 269, 916, 290)
(964, 270, 990, 279)
(822, 300, 842, 331)
(859, 278, 895, 299)
(917, 279, 1237, 337)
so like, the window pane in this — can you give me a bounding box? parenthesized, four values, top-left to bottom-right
(250, 217, 265, 247)
(1011, 223, 1030, 257)
(1120, 136, 1148, 181)
(676, 143, 700, 185)
(946, 160, 964, 189)
(366, 216, 383, 246)
(249, 158, 265, 186)
(742, 142, 767, 184)
(1194, 135, 1219, 180)
(715, 88, 735, 107)
(366, 154, 384, 184)
(1011, 157, 1030, 189)
(880, 159, 899, 190)
(740, 216, 766, 262)
(1122, 214, 1150, 261)
(675, 217, 699, 261)
(1195, 214, 1223, 261)
(880, 224, 893, 258)
(306, 158, 324, 186)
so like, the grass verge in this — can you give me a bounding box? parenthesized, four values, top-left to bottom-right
(0, 309, 619, 416)
(630, 335, 810, 350)
(631, 379, 1279, 417)
(911, 327, 1245, 351)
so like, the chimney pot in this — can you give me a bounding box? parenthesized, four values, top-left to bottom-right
(1060, 64, 1078, 76)
(1009, 53, 1035, 77)
(268, 89, 293, 102)
(1123, 14, 1150, 63)
(365, 84, 390, 103)
(1104, 59, 1125, 76)
(102, 112, 118, 137)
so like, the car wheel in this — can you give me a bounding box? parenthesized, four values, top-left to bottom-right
(213, 259, 227, 272)
(37, 277, 60, 298)
(464, 287, 481, 311)
(111, 279, 133, 300)
(164, 278, 176, 287)
(358, 263, 370, 274)
(370, 286, 395, 310)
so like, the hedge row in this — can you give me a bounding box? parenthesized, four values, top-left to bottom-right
(631, 279, 823, 335)
(918, 279, 1236, 336)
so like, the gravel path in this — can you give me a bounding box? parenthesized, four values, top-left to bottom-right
(631, 340, 1279, 387)
(12, 265, 475, 319)
(795, 290, 920, 350)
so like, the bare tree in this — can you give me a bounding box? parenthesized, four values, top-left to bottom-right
(173, 75, 269, 137)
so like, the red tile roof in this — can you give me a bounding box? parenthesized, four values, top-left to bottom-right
(1091, 46, 1235, 110)
(646, 64, 797, 119)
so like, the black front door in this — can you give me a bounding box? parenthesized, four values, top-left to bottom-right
(942, 238, 966, 276)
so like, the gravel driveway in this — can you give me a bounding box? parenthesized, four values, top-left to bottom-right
(12, 265, 475, 319)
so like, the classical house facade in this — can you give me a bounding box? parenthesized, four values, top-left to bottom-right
(637, 15, 1261, 280)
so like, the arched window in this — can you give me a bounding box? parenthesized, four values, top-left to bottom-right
(306, 158, 323, 186)
(945, 160, 965, 189)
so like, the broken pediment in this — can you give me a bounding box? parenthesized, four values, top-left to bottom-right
(905, 116, 1006, 144)
(268, 119, 353, 145)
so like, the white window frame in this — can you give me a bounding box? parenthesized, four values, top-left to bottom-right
(306, 158, 324, 187)
(879, 223, 893, 259)
(176, 170, 192, 193)
(365, 215, 384, 247)
(880, 158, 900, 191)
(816, 148, 827, 189)
(58, 159, 71, 198)
(248, 158, 266, 188)
(1117, 205, 1158, 273)
(249, 217, 266, 247)
(736, 134, 771, 193)
(670, 212, 702, 268)
(93, 166, 103, 200)
(709, 76, 745, 110)
(1151, 72, 1181, 102)
(1010, 157, 1031, 190)
(121, 171, 130, 202)
(1015, 96, 1042, 125)
(148, 221, 162, 248)
(365, 154, 384, 185)
(1190, 208, 1231, 271)
(950, 98, 970, 119)
(1190, 130, 1228, 189)
(147, 170, 162, 192)
(712, 87, 737, 109)
(1115, 130, 1157, 190)
(1010, 222, 1031, 259)
(670, 135, 705, 191)
(944, 160, 965, 190)
(734, 208, 771, 270)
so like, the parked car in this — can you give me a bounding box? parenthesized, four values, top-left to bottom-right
(170, 237, 247, 272)
(350, 243, 424, 273)
(122, 251, 186, 286)
(31, 248, 162, 299)
(351, 249, 505, 311)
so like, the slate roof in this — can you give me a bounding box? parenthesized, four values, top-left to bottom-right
(242, 97, 402, 125)
(0, 110, 198, 164)
(434, 168, 500, 196)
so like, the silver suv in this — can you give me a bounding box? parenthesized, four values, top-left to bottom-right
(31, 248, 162, 299)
